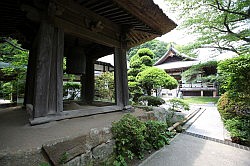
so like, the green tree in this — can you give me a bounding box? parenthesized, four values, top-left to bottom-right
(128, 48, 155, 102)
(181, 61, 218, 83)
(217, 55, 250, 144)
(95, 72, 115, 101)
(63, 82, 81, 100)
(0, 37, 28, 101)
(128, 39, 168, 62)
(166, 0, 250, 56)
(218, 54, 250, 104)
(137, 67, 178, 96)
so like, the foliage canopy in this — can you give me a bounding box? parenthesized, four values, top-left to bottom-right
(95, 72, 115, 101)
(128, 48, 178, 101)
(128, 39, 168, 62)
(137, 67, 178, 95)
(181, 61, 218, 83)
(218, 54, 250, 103)
(217, 54, 250, 145)
(166, 0, 250, 56)
(0, 38, 28, 100)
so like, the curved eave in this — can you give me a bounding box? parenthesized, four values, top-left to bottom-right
(81, 0, 177, 48)
(113, 0, 177, 34)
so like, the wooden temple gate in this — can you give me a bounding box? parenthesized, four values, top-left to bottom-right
(0, 0, 176, 125)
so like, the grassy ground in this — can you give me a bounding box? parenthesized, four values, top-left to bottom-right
(183, 97, 219, 104)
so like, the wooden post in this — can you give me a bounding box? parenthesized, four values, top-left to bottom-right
(31, 21, 64, 118)
(213, 91, 217, 97)
(114, 35, 129, 108)
(24, 49, 36, 106)
(201, 90, 204, 97)
(81, 57, 94, 104)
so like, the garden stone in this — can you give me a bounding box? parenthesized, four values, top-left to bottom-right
(92, 140, 115, 163)
(80, 150, 92, 166)
(152, 107, 173, 123)
(65, 156, 81, 166)
(169, 113, 185, 124)
(89, 128, 100, 147)
(100, 127, 112, 143)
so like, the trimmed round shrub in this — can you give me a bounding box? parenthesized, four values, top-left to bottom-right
(140, 56, 153, 66)
(138, 96, 165, 106)
(217, 92, 250, 145)
(137, 48, 155, 59)
(127, 68, 141, 77)
(130, 59, 142, 68)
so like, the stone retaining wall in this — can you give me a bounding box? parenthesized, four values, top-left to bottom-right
(0, 107, 179, 166)
(0, 127, 115, 166)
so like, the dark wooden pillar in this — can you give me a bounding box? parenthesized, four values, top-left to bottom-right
(24, 46, 37, 107)
(81, 57, 94, 104)
(114, 42, 129, 108)
(28, 21, 64, 118)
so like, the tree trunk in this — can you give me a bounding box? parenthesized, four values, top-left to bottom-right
(146, 89, 151, 96)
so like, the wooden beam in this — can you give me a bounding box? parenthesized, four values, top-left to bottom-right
(93, 4, 114, 13)
(54, 17, 120, 48)
(90, 46, 114, 59)
(55, 0, 121, 33)
(102, 10, 123, 17)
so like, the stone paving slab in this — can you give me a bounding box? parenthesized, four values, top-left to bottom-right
(186, 104, 225, 140)
(140, 133, 250, 166)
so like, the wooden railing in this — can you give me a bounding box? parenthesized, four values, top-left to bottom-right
(179, 83, 215, 89)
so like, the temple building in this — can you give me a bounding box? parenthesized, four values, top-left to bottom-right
(0, 0, 177, 125)
(154, 46, 218, 97)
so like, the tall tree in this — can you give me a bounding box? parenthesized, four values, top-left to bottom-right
(128, 48, 154, 102)
(95, 72, 115, 101)
(128, 48, 177, 101)
(166, 0, 250, 56)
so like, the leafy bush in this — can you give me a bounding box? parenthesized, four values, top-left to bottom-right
(224, 117, 250, 144)
(217, 55, 250, 145)
(112, 114, 175, 165)
(218, 93, 250, 145)
(138, 96, 165, 106)
(112, 114, 147, 160)
(145, 120, 172, 149)
(168, 98, 190, 112)
(218, 55, 250, 104)
(217, 92, 236, 119)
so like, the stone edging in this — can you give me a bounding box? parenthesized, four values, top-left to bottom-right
(183, 131, 250, 151)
